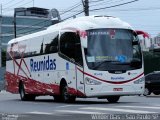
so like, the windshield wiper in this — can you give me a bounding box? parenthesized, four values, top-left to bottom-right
(130, 59, 141, 67)
(114, 59, 141, 65)
(92, 60, 119, 70)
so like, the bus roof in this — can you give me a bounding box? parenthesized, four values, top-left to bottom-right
(8, 15, 133, 44)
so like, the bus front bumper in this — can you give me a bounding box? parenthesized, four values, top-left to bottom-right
(85, 85, 144, 97)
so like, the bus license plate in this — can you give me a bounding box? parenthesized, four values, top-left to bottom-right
(113, 88, 123, 91)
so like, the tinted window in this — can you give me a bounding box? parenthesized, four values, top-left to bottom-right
(85, 29, 142, 71)
(16, 18, 51, 27)
(60, 32, 83, 66)
(7, 40, 30, 60)
(44, 35, 58, 54)
(6, 32, 59, 61)
(2, 17, 13, 25)
(29, 32, 59, 56)
(2, 26, 13, 34)
(2, 35, 14, 44)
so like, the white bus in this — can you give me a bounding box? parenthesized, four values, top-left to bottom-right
(5, 16, 146, 103)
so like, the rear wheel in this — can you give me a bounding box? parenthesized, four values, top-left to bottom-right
(19, 83, 35, 101)
(106, 96, 120, 103)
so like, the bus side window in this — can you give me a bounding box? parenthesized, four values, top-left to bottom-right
(60, 32, 83, 66)
(60, 32, 75, 58)
(44, 35, 58, 54)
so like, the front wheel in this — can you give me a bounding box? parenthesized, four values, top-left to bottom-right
(61, 84, 76, 103)
(106, 96, 120, 103)
(143, 88, 151, 96)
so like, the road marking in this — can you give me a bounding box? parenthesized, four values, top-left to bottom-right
(55, 110, 105, 114)
(57, 105, 86, 108)
(27, 111, 53, 115)
(80, 107, 158, 114)
(118, 106, 160, 109)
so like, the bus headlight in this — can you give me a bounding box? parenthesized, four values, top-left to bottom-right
(134, 77, 144, 84)
(85, 77, 102, 85)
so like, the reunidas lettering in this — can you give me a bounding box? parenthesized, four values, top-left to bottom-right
(30, 55, 56, 72)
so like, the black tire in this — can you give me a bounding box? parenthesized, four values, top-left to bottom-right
(69, 96, 76, 103)
(61, 84, 76, 103)
(19, 83, 27, 101)
(54, 95, 62, 102)
(153, 91, 160, 95)
(143, 87, 151, 96)
(61, 85, 70, 102)
(19, 83, 35, 101)
(106, 96, 120, 103)
(27, 95, 36, 101)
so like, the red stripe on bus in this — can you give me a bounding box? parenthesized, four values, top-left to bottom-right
(5, 71, 86, 97)
(77, 67, 144, 84)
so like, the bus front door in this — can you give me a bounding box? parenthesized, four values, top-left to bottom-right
(76, 66, 85, 97)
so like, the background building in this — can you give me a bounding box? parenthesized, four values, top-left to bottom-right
(0, 7, 60, 68)
(0, 7, 61, 87)
(0, 7, 54, 49)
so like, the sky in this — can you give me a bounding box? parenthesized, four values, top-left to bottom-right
(0, 0, 160, 37)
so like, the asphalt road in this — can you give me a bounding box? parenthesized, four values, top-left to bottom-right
(0, 91, 160, 120)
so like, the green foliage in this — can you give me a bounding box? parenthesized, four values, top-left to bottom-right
(143, 51, 160, 75)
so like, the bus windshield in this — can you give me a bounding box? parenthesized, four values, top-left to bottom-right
(85, 29, 142, 71)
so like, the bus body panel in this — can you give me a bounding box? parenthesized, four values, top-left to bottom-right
(5, 16, 145, 100)
(82, 68, 144, 97)
(76, 66, 85, 97)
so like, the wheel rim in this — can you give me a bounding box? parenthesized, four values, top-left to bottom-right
(20, 85, 25, 99)
(144, 88, 149, 96)
(63, 86, 69, 101)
